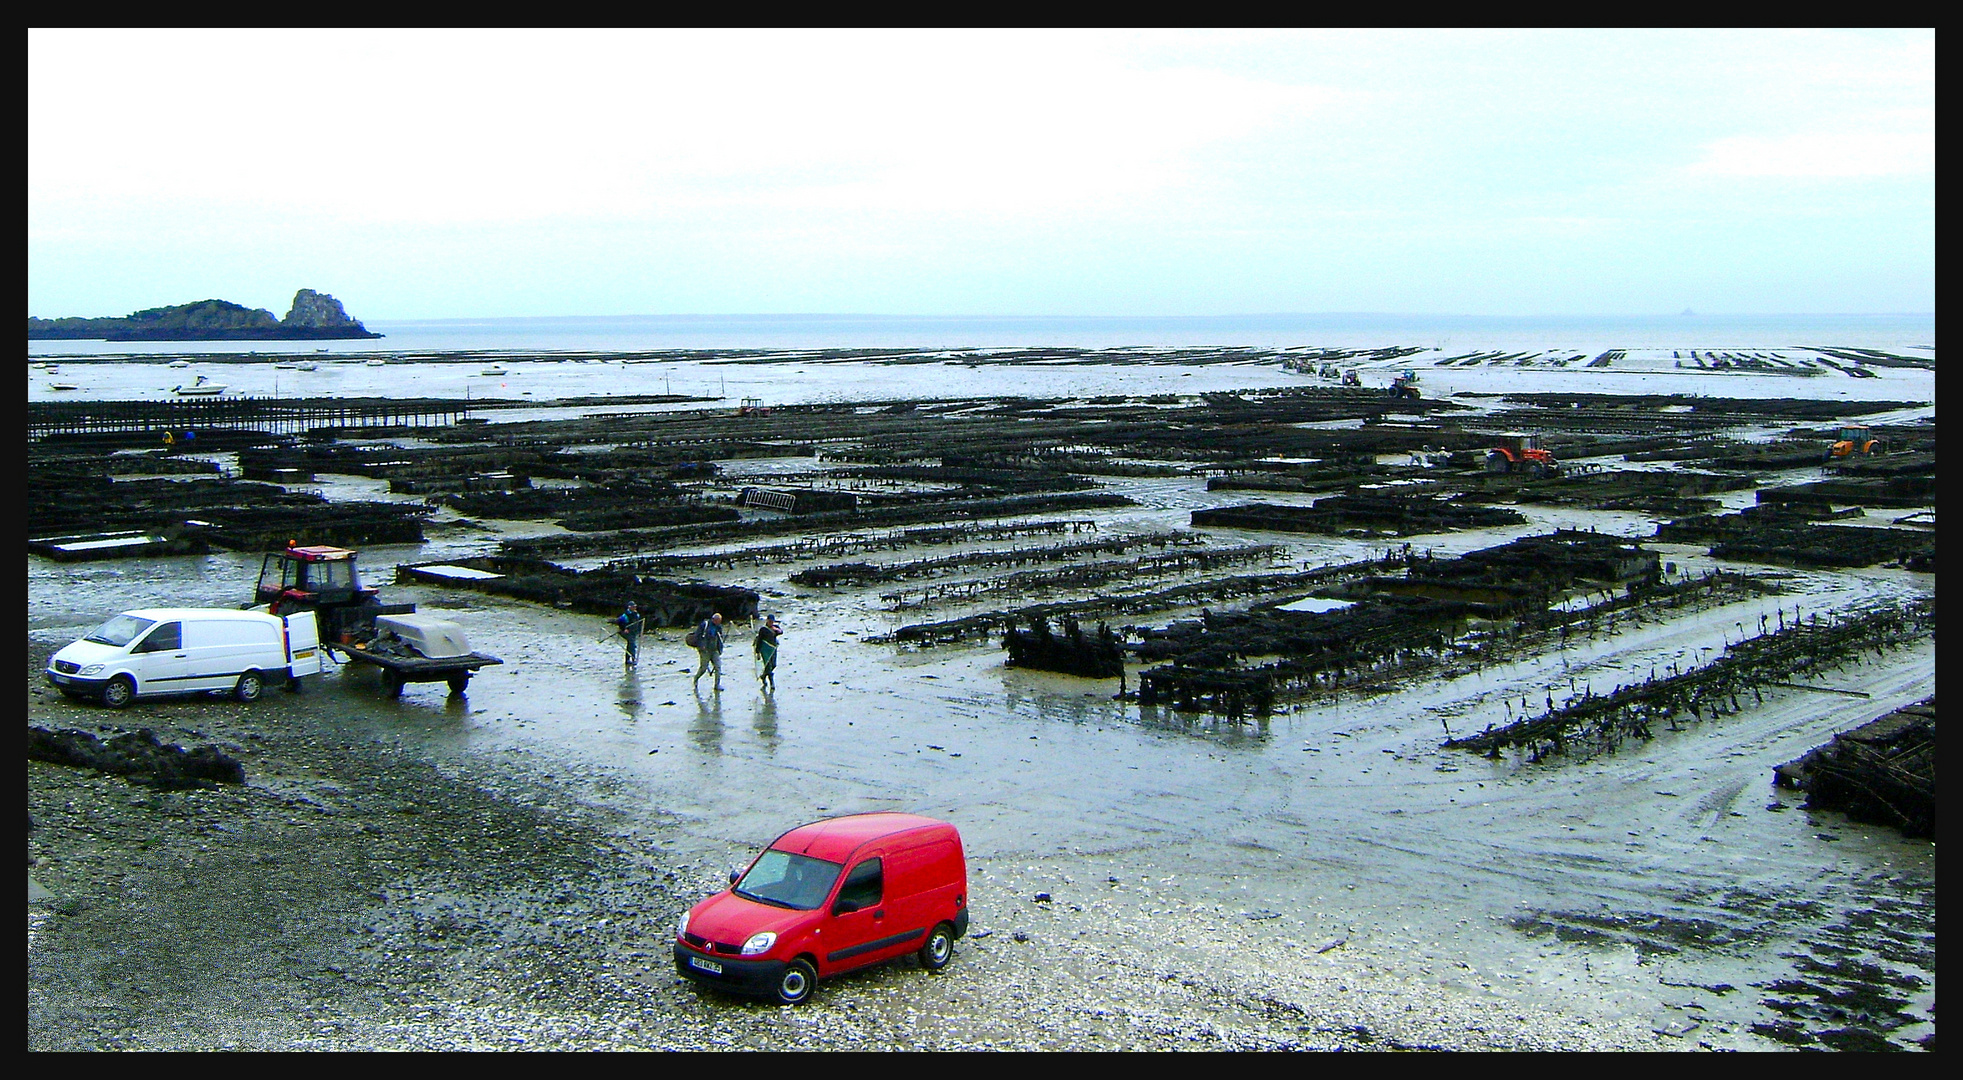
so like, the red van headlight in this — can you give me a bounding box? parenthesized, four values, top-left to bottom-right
(741, 932, 777, 956)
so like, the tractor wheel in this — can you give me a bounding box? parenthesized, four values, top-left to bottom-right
(1485, 452, 1511, 474)
(447, 673, 470, 696)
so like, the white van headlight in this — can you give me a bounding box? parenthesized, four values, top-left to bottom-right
(80, 665, 104, 676)
(676, 911, 689, 937)
(741, 932, 776, 956)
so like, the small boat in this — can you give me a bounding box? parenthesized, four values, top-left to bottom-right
(47, 382, 79, 391)
(293, 362, 319, 371)
(480, 366, 509, 376)
(173, 375, 227, 396)
(273, 362, 297, 369)
(168, 360, 192, 369)
(364, 358, 386, 367)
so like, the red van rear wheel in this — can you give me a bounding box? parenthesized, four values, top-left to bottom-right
(774, 959, 816, 1005)
(918, 922, 955, 971)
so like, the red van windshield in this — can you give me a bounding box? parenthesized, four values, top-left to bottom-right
(734, 850, 842, 911)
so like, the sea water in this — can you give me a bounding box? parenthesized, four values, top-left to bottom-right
(23, 312, 1938, 411)
(27, 311, 1936, 356)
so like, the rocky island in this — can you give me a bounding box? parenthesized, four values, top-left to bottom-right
(28, 289, 381, 341)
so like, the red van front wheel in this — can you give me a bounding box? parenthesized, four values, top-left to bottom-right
(918, 923, 955, 971)
(774, 959, 816, 1005)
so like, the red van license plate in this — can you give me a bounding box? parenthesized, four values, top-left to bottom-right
(688, 956, 724, 975)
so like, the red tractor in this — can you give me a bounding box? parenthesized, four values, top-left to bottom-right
(254, 543, 405, 641)
(1387, 373, 1422, 400)
(1486, 433, 1561, 478)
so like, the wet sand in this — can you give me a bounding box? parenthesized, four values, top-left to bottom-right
(29, 530, 1934, 1049)
(29, 635, 1688, 1051)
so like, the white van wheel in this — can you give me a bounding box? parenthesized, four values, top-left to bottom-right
(234, 671, 264, 703)
(101, 675, 136, 709)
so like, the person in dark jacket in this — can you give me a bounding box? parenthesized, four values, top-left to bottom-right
(615, 601, 644, 666)
(691, 612, 726, 691)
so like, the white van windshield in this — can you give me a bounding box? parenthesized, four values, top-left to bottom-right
(734, 850, 842, 911)
(84, 614, 155, 648)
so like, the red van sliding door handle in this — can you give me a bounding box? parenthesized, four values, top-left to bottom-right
(874, 910, 885, 920)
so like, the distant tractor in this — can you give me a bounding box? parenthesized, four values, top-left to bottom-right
(1486, 433, 1561, 478)
(1387, 374, 1422, 400)
(737, 397, 771, 417)
(1824, 424, 1881, 462)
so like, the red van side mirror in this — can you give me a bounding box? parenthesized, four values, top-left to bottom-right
(832, 899, 860, 916)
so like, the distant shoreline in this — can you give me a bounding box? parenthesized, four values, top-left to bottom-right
(29, 290, 380, 342)
(29, 327, 383, 342)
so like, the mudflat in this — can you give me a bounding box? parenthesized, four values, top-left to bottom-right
(29, 640, 1674, 1050)
(27, 349, 1935, 1050)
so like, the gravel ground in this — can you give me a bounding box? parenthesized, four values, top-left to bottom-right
(27, 646, 1682, 1052)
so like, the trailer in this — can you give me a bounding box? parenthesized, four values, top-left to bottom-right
(328, 613, 503, 697)
(254, 543, 501, 697)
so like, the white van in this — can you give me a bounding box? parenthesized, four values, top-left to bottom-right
(46, 608, 323, 708)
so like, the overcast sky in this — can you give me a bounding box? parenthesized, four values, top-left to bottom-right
(28, 28, 1933, 321)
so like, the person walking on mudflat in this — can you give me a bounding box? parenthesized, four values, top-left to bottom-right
(615, 601, 644, 667)
(753, 614, 782, 691)
(691, 611, 726, 691)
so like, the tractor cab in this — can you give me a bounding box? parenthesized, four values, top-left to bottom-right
(256, 544, 381, 629)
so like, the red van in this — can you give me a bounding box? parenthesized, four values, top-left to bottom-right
(674, 813, 969, 1004)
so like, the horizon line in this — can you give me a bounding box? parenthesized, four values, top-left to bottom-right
(367, 310, 1938, 324)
